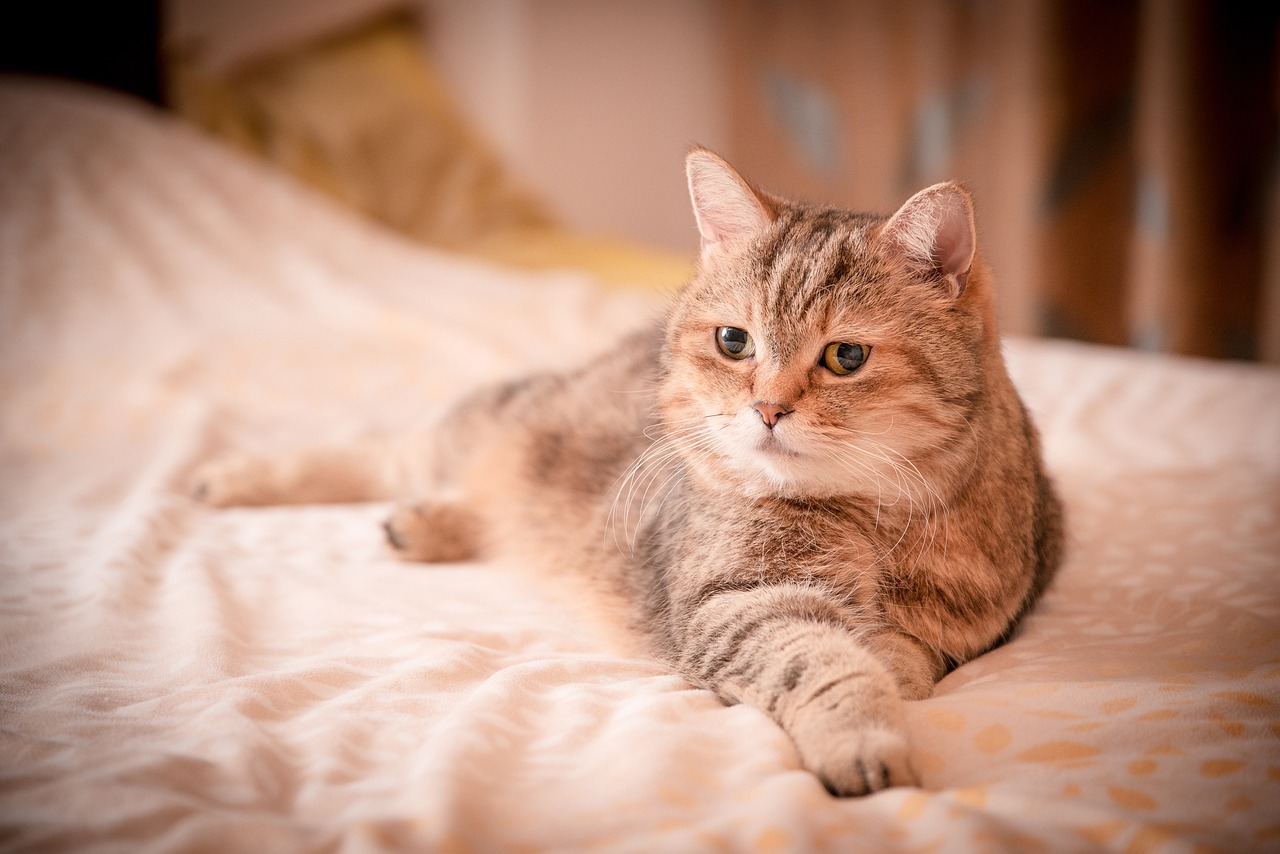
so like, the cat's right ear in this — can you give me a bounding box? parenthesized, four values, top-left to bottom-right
(879, 182, 976, 299)
(686, 148, 775, 261)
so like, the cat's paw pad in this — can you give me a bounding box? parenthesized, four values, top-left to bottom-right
(384, 501, 479, 563)
(815, 727, 917, 797)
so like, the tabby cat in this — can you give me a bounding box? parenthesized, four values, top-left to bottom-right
(194, 148, 1063, 796)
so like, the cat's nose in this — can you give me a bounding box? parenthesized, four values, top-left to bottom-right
(753, 402, 792, 429)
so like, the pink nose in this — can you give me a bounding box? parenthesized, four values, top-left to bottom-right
(753, 402, 792, 428)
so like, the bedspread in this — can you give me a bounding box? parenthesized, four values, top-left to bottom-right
(2, 79, 1278, 853)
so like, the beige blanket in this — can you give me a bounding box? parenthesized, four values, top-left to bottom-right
(3, 78, 1278, 853)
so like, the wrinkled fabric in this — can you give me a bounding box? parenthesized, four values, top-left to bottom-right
(2, 79, 1278, 853)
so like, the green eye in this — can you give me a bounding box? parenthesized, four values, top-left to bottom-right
(822, 342, 869, 375)
(716, 326, 755, 360)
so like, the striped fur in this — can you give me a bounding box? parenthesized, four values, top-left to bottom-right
(193, 150, 1064, 797)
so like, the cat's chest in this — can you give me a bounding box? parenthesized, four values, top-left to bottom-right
(675, 499, 887, 599)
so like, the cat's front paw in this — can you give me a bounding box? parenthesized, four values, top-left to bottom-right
(384, 501, 480, 563)
(811, 727, 917, 797)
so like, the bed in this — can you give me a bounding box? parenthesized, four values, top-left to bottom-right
(2, 78, 1278, 853)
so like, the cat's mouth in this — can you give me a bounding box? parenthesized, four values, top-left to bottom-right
(755, 431, 801, 457)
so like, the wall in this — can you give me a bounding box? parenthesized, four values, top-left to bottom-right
(423, 0, 730, 254)
(423, 0, 1278, 358)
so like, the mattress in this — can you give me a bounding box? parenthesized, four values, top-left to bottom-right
(2, 78, 1278, 853)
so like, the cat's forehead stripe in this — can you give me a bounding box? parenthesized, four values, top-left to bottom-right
(761, 206, 883, 325)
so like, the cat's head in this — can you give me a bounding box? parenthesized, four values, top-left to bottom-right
(659, 148, 999, 503)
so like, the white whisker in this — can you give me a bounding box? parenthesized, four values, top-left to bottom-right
(605, 416, 729, 555)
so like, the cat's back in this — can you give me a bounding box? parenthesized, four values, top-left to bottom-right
(448, 322, 666, 555)
(448, 322, 663, 447)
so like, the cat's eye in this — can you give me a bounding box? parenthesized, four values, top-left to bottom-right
(822, 342, 870, 375)
(716, 326, 755, 360)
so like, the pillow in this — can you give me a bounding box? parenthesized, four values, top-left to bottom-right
(165, 14, 691, 290)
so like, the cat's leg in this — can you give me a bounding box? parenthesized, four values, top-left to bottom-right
(382, 498, 482, 562)
(192, 438, 414, 507)
(671, 583, 918, 796)
(194, 437, 485, 562)
(863, 630, 947, 701)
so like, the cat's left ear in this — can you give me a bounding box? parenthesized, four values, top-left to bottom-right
(879, 182, 976, 299)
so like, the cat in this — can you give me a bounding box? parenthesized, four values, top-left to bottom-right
(193, 147, 1064, 797)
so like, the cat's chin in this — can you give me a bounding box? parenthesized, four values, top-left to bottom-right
(731, 441, 925, 503)
(755, 433, 802, 458)
(754, 457, 854, 499)
(698, 420, 863, 500)
(711, 448, 866, 502)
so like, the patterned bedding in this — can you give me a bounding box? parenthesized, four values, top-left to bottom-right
(2, 79, 1278, 853)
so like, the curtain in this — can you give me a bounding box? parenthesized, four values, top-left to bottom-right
(722, 0, 1280, 361)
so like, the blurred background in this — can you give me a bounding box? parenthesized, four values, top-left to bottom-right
(3, 0, 1277, 361)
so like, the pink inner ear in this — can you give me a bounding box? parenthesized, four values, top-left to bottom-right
(883, 183, 976, 297)
(935, 197, 974, 289)
(686, 150, 773, 257)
